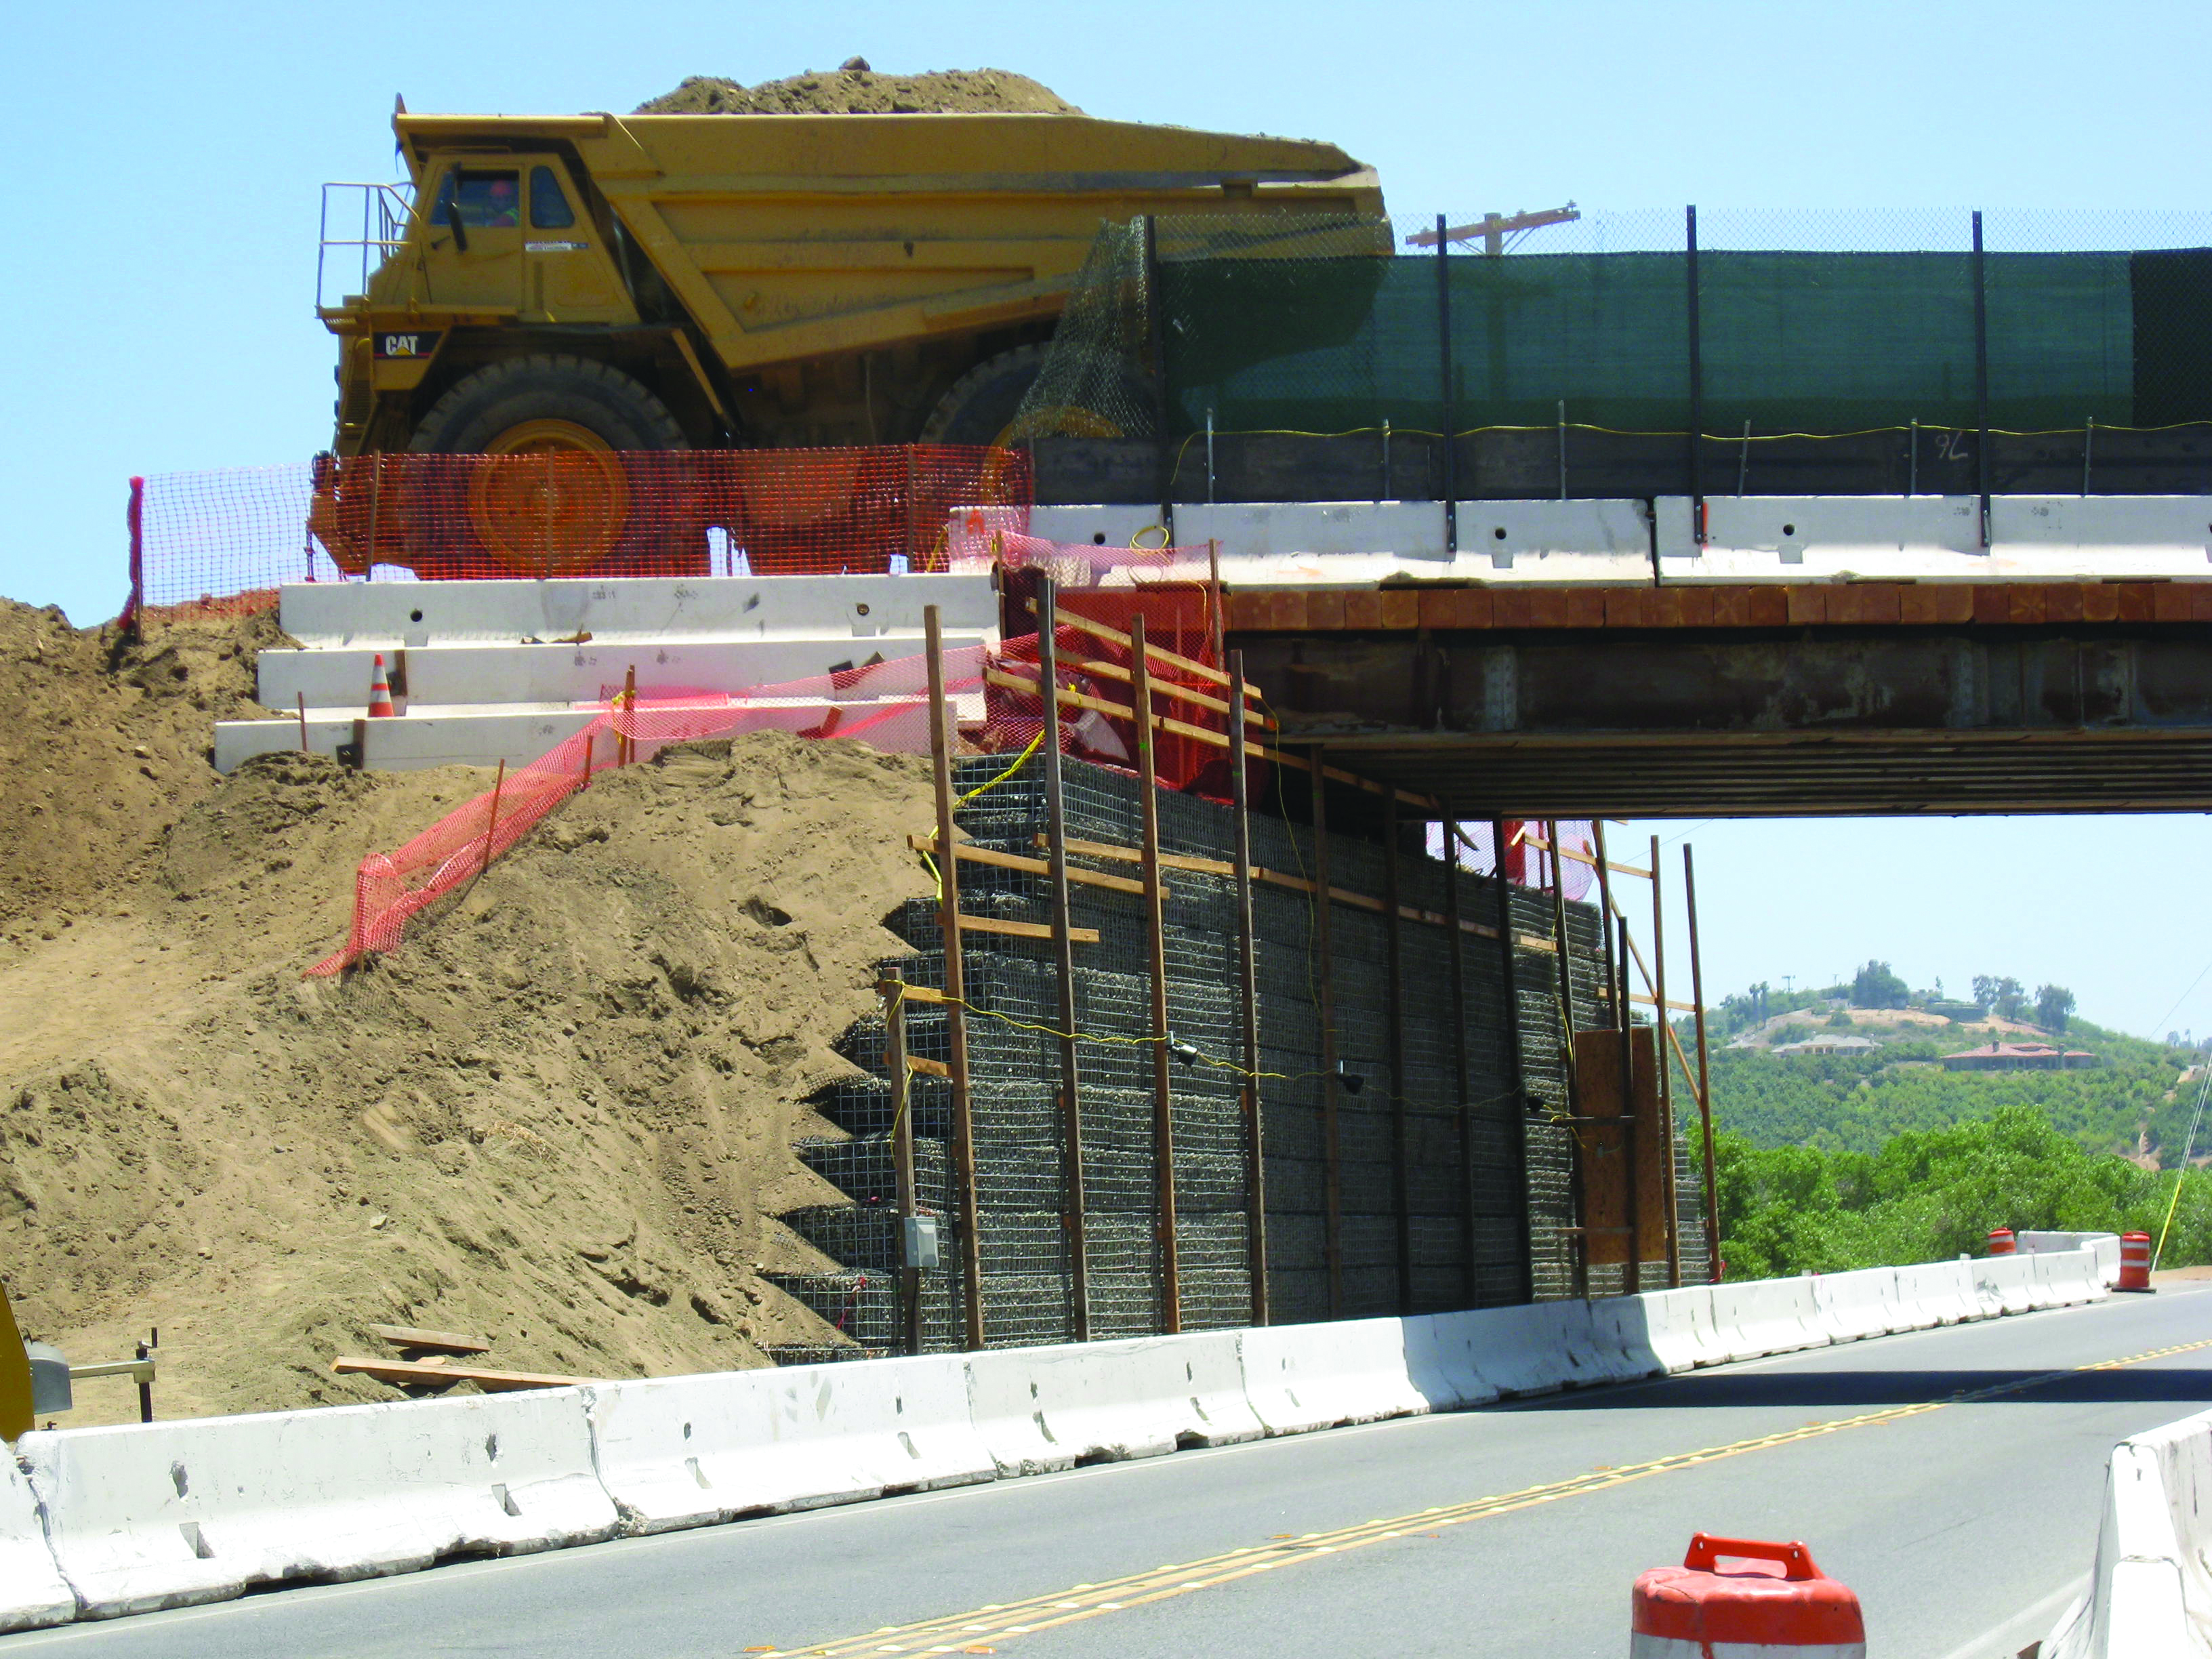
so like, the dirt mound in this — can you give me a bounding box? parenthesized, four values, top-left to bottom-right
(0, 603, 282, 943)
(0, 607, 940, 1423)
(640, 64, 1082, 117)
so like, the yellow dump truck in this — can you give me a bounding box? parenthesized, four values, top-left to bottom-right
(319, 107, 1384, 461)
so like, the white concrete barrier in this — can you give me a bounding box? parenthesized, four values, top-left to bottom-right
(1708, 1277, 1830, 1361)
(588, 1355, 994, 1533)
(279, 574, 1000, 649)
(1437, 1301, 1607, 1397)
(2044, 1406, 2212, 1658)
(0, 1452, 75, 1633)
(1239, 1317, 1448, 1435)
(1574, 1297, 1680, 1385)
(966, 1332, 1263, 1474)
(1973, 1252, 2038, 1317)
(18, 1390, 615, 1618)
(2034, 1247, 2109, 1309)
(1627, 1284, 1732, 1370)
(2022, 1231, 2123, 1288)
(1890, 1261, 1978, 1329)
(1812, 1268, 1900, 1343)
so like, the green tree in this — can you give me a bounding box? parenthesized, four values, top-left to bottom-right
(1852, 960, 1910, 1009)
(2036, 984, 2077, 1033)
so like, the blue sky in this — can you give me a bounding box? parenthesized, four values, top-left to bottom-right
(9, 0, 2212, 1033)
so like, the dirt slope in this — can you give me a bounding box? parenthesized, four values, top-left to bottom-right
(640, 64, 1082, 117)
(0, 608, 936, 1424)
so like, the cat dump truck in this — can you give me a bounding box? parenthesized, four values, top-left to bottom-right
(311, 106, 1383, 575)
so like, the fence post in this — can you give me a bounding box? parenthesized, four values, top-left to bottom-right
(1313, 753, 1343, 1317)
(882, 966, 924, 1356)
(1651, 833, 1682, 1289)
(1492, 819, 1534, 1305)
(1547, 819, 1587, 1298)
(1143, 214, 1174, 544)
(1446, 821, 1475, 1305)
(1435, 213, 1458, 554)
(1131, 616, 1181, 1333)
(1973, 209, 1991, 548)
(1036, 577, 1090, 1340)
(121, 476, 144, 644)
(1230, 652, 1267, 1324)
(1618, 914, 1640, 1298)
(1685, 205, 1704, 544)
(1385, 798, 1412, 1314)
(925, 605, 986, 1350)
(1685, 844, 1721, 1284)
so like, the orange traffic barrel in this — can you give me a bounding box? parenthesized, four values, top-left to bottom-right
(367, 653, 396, 718)
(1633, 1534, 1865, 1657)
(2118, 1231, 2153, 1292)
(1986, 1227, 2016, 1255)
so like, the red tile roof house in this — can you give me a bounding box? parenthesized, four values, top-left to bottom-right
(1938, 1041, 2098, 1071)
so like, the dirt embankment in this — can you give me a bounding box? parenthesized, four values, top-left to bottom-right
(0, 606, 936, 1425)
(639, 62, 1082, 117)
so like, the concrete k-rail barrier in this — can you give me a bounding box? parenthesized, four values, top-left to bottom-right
(2045, 1403, 2212, 1658)
(0, 1246, 2116, 1633)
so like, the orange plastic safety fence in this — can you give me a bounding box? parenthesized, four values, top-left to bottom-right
(140, 445, 1031, 614)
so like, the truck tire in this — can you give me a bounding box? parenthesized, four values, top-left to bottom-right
(920, 345, 1055, 446)
(407, 354, 699, 577)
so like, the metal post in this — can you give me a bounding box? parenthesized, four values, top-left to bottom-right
(1557, 401, 1568, 501)
(2083, 415, 2095, 497)
(1652, 834, 1681, 1288)
(1618, 915, 1640, 1297)
(1036, 578, 1089, 1339)
(1385, 798, 1412, 1314)
(1492, 821, 1533, 1305)
(1206, 539, 1225, 669)
(1973, 209, 1991, 548)
(136, 1332, 155, 1425)
(1687, 205, 1704, 542)
(1736, 422, 1752, 496)
(1206, 407, 1216, 504)
(1436, 213, 1458, 555)
(1132, 616, 1181, 1332)
(1546, 818, 1586, 1298)
(883, 967, 923, 1355)
(1909, 419, 1919, 497)
(925, 606, 985, 1349)
(1313, 754, 1344, 1316)
(1381, 418, 1391, 502)
(1684, 844, 1721, 1284)
(1143, 213, 1174, 542)
(1446, 822, 1475, 1303)
(1231, 653, 1266, 1324)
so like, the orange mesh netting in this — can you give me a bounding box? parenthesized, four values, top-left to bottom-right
(137, 445, 1031, 615)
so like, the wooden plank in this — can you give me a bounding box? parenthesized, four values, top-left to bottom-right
(367, 1324, 489, 1356)
(880, 979, 945, 1004)
(907, 1056, 951, 1079)
(1069, 657, 1277, 729)
(1133, 616, 1181, 1333)
(1378, 588, 1420, 630)
(909, 832, 1145, 895)
(959, 914, 1101, 945)
(1313, 753, 1343, 1317)
(1030, 599, 1250, 695)
(1229, 653, 1267, 1326)
(883, 967, 922, 1356)
(928, 605, 986, 1352)
(1040, 580, 1090, 1343)
(333, 1357, 592, 1392)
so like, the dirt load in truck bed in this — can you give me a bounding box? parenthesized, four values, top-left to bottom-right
(0, 605, 937, 1422)
(637, 62, 1084, 116)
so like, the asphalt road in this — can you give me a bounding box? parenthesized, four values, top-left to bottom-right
(9, 1284, 2211, 1659)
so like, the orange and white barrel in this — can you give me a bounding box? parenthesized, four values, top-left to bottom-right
(1986, 1227, 2016, 1256)
(1633, 1534, 1866, 1658)
(2118, 1231, 2153, 1292)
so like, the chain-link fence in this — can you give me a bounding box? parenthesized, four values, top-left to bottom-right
(1016, 207, 2212, 504)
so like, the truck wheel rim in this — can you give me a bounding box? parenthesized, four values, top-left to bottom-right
(468, 419, 630, 576)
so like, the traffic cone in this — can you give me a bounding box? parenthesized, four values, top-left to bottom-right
(1633, 1535, 1864, 1656)
(367, 653, 396, 718)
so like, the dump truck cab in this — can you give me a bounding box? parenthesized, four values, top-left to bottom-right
(319, 107, 1385, 464)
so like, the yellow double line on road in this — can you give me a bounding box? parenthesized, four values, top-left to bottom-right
(756, 1333, 2212, 1657)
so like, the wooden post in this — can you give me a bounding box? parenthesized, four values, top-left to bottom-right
(480, 760, 506, 877)
(1618, 914, 1640, 1298)
(1684, 844, 1721, 1284)
(925, 606, 985, 1350)
(619, 664, 636, 766)
(1446, 821, 1475, 1305)
(1652, 834, 1682, 1289)
(1546, 818, 1586, 1298)
(1492, 819, 1534, 1305)
(581, 729, 594, 790)
(1132, 615, 1181, 1333)
(1593, 822, 1619, 1030)
(1231, 652, 1267, 1324)
(1313, 751, 1343, 1317)
(1385, 797, 1412, 1315)
(883, 967, 923, 1356)
(1036, 577, 1090, 1340)
(297, 692, 309, 754)
(1206, 538, 1225, 667)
